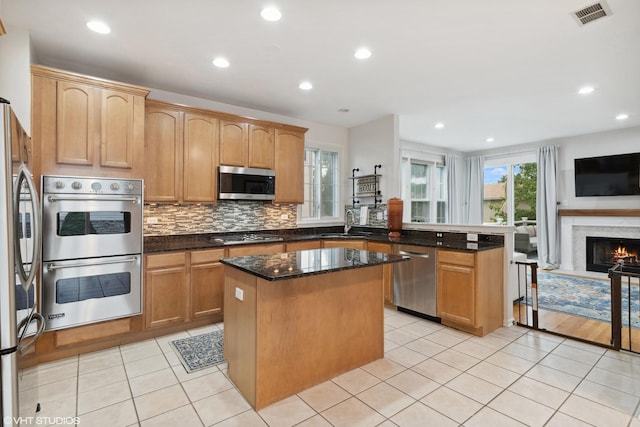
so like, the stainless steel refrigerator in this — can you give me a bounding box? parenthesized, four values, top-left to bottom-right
(1, 98, 44, 424)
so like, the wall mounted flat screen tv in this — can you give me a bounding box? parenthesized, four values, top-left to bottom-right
(574, 152, 640, 197)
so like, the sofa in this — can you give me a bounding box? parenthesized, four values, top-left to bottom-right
(514, 225, 537, 254)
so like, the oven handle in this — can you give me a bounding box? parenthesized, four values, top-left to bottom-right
(46, 256, 139, 271)
(46, 195, 140, 204)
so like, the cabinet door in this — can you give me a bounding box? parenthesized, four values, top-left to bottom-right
(227, 243, 285, 257)
(437, 262, 475, 327)
(145, 253, 188, 329)
(191, 262, 225, 318)
(144, 106, 184, 202)
(286, 240, 322, 251)
(183, 113, 219, 202)
(367, 242, 394, 305)
(57, 80, 96, 165)
(10, 109, 22, 164)
(274, 129, 305, 203)
(100, 89, 135, 169)
(219, 119, 248, 166)
(323, 240, 366, 249)
(248, 124, 274, 169)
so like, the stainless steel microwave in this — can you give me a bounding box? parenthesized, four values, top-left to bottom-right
(218, 166, 276, 200)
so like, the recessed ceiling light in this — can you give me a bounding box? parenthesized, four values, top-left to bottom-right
(261, 6, 282, 22)
(434, 122, 444, 129)
(212, 57, 230, 68)
(616, 113, 629, 121)
(578, 86, 595, 95)
(354, 48, 371, 60)
(338, 108, 350, 113)
(298, 81, 313, 91)
(486, 137, 495, 143)
(86, 20, 111, 34)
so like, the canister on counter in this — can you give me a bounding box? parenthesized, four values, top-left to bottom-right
(387, 198, 403, 238)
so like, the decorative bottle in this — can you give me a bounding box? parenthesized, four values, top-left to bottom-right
(387, 198, 403, 238)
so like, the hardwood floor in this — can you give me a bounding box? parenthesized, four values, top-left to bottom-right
(513, 266, 640, 351)
(514, 304, 613, 346)
(515, 303, 640, 351)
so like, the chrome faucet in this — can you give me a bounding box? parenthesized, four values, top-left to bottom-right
(345, 209, 355, 234)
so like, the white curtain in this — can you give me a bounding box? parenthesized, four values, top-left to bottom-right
(445, 154, 460, 224)
(463, 155, 484, 224)
(537, 145, 559, 269)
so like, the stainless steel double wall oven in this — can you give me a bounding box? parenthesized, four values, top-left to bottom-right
(41, 176, 143, 330)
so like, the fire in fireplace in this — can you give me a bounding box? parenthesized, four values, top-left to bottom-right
(586, 236, 640, 273)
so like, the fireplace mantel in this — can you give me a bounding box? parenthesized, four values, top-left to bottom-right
(558, 209, 640, 217)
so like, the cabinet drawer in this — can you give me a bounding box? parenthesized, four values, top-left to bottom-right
(146, 252, 187, 269)
(227, 243, 285, 257)
(286, 240, 322, 251)
(367, 242, 392, 253)
(191, 248, 226, 264)
(437, 249, 474, 266)
(323, 240, 366, 250)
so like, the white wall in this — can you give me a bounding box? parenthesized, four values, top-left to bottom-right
(347, 114, 400, 203)
(0, 25, 32, 132)
(556, 125, 640, 209)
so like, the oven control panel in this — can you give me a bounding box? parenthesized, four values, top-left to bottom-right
(42, 176, 143, 195)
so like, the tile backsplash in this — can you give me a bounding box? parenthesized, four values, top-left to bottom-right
(144, 201, 298, 236)
(345, 204, 388, 228)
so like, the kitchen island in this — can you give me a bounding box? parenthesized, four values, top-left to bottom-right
(221, 247, 407, 410)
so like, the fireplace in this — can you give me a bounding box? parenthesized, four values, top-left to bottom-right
(586, 236, 640, 273)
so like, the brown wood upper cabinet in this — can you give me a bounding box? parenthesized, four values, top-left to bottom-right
(144, 104, 183, 202)
(219, 120, 275, 169)
(144, 101, 218, 203)
(31, 65, 149, 179)
(274, 129, 305, 204)
(183, 113, 219, 202)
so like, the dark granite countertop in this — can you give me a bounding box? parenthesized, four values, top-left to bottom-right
(220, 247, 408, 281)
(144, 226, 504, 254)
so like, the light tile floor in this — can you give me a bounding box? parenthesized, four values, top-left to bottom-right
(18, 309, 640, 426)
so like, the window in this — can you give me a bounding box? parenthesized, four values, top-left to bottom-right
(401, 158, 447, 223)
(483, 155, 536, 225)
(301, 147, 339, 220)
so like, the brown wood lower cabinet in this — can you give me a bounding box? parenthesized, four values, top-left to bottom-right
(322, 239, 366, 249)
(190, 249, 225, 318)
(285, 240, 322, 252)
(21, 249, 226, 367)
(436, 248, 504, 336)
(227, 243, 285, 257)
(224, 264, 384, 409)
(367, 241, 394, 306)
(145, 252, 188, 328)
(145, 249, 228, 328)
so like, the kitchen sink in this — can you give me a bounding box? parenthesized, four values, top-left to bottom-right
(320, 232, 373, 239)
(211, 233, 283, 245)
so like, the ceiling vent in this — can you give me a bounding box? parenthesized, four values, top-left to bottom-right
(572, 1, 612, 26)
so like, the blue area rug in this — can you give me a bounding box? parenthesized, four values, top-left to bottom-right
(525, 272, 640, 328)
(171, 330, 225, 373)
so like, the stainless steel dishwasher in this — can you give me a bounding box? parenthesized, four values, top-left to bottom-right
(393, 244, 438, 319)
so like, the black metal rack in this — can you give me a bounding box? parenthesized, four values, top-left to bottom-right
(349, 165, 382, 208)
